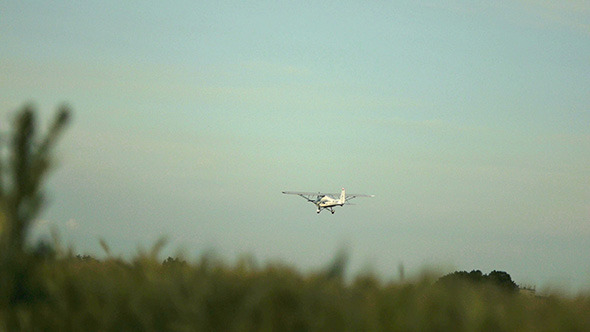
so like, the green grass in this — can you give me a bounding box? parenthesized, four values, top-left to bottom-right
(2, 251, 590, 331)
(1, 105, 589, 331)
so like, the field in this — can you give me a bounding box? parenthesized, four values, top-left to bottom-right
(1, 249, 590, 331)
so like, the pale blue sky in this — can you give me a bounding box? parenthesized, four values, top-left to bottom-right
(2, 1, 589, 292)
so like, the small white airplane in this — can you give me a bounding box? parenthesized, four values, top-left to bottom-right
(282, 188, 374, 214)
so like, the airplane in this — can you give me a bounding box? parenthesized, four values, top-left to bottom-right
(282, 188, 374, 214)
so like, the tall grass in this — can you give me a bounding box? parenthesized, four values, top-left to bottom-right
(5, 253, 590, 331)
(1, 105, 589, 331)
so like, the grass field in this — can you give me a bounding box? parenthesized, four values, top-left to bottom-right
(1, 249, 590, 331)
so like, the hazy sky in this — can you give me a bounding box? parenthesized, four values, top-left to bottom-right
(2, 1, 589, 292)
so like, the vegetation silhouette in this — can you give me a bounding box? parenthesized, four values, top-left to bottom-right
(436, 270, 519, 293)
(1, 105, 589, 331)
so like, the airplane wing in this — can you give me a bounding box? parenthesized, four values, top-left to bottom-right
(345, 193, 375, 201)
(282, 191, 323, 202)
(282, 191, 327, 196)
(283, 191, 374, 201)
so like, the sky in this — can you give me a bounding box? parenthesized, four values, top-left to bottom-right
(1, 1, 589, 293)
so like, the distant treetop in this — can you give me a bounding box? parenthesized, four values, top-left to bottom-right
(436, 270, 519, 292)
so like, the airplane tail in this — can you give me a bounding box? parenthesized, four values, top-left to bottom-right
(339, 188, 346, 204)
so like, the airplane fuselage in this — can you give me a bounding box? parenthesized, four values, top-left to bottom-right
(316, 196, 343, 208)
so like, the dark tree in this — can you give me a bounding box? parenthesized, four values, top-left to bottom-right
(487, 270, 519, 292)
(76, 254, 98, 262)
(163, 256, 186, 267)
(436, 270, 519, 293)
